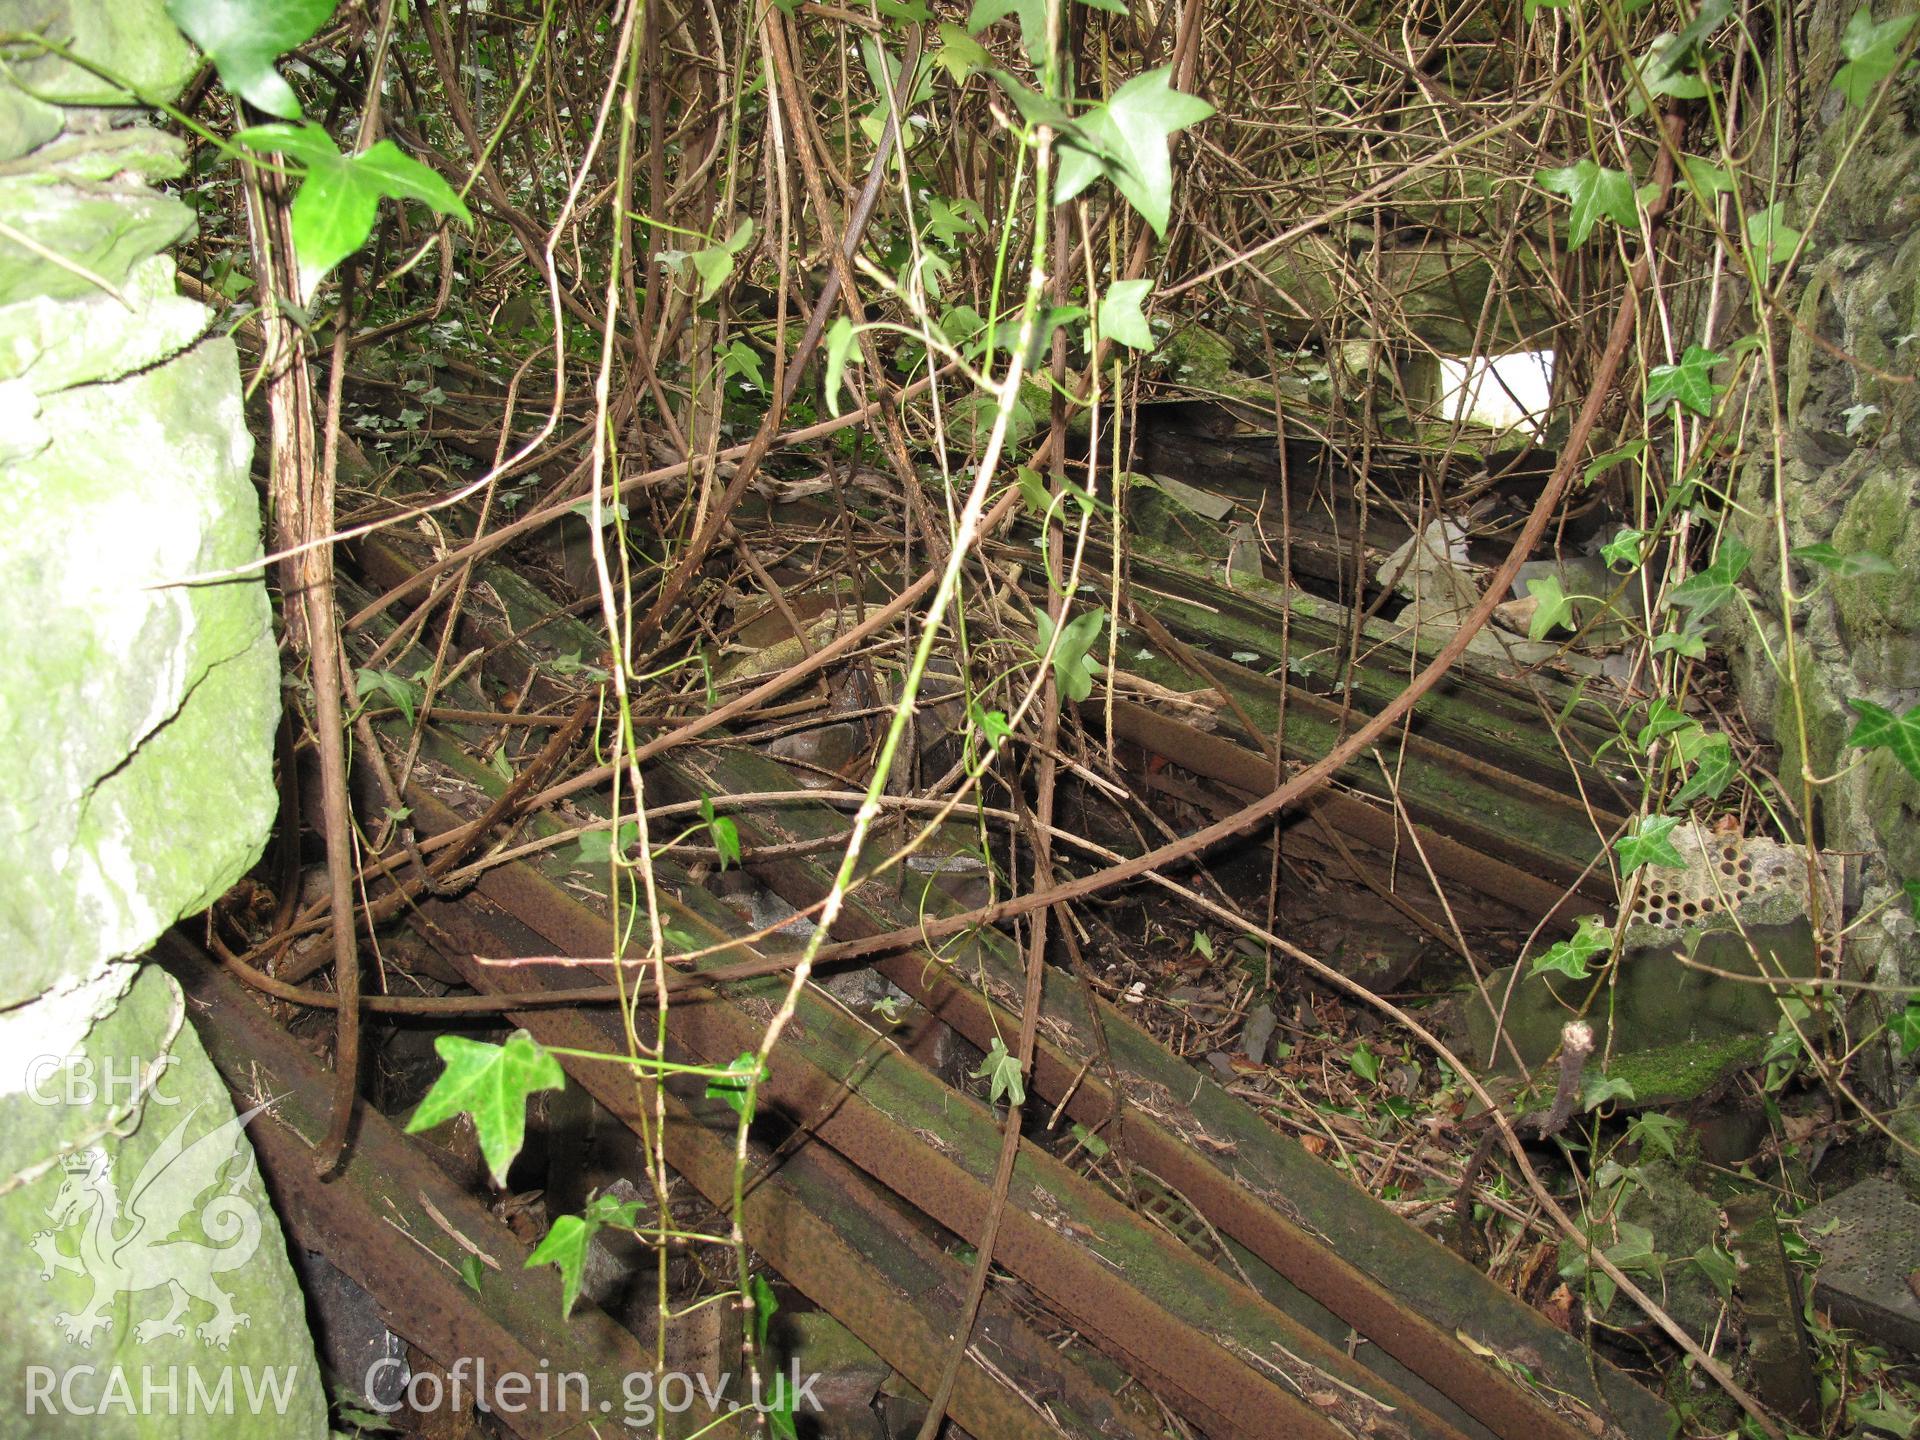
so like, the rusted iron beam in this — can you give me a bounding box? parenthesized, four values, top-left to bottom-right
(652, 746, 1669, 1440)
(337, 544, 1666, 1438)
(386, 764, 1479, 1440)
(409, 895, 1154, 1440)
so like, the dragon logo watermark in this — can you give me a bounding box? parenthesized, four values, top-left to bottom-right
(30, 1102, 272, 1350)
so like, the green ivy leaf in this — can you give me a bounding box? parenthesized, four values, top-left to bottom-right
(1643, 344, 1729, 417)
(1790, 542, 1895, 580)
(1636, 698, 1695, 754)
(748, 1272, 779, 1354)
(1583, 1074, 1638, 1112)
(971, 1035, 1026, 1106)
(1832, 7, 1916, 108)
(525, 1190, 643, 1318)
(1536, 158, 1638, 248)
(166, 0, 336, 119)
(406, 1031, 565, 1188)
(1601, 528, 1647, 571)
(1615, 814, 1688, 877)
(238, 124, 471, 292)
(1691, 1242, 1738, 1300)
(1846, 699, 1920, 784)
(824, 315, 858, 416)
(1036, 607, 1105, 704)
(969, 0, 1049, 64)
(1531, 915, 1613, 980)
(1099, 278, 1156, 349)
(969, 701, 1013, 751)
(700, 795, 742, 869)
(1672, 730, 1734, 804)
(1680, 155, 1736, 204)
(705, 1051, 766, 1118)
(1349, 1042, 1381, 1084)
(1889, 998, 1920, 1056)
(575, 821, 639, 864)
(1628, 1111, 1685, 1161)
(934, 22, 993, 80)
(1630, 31, 1712, 114)
(1527, 574, 1576, 641)
(1055, 67, 1214, 237)
(1905, 878, 1920, 923)
(1651, 617, 1710, 659)
(1667, 534, 1752, 619)
(1744, 203, 1803, 278)
(354, 666, 424, 728)
(689, 217, 753, 302)
(1583, 438, 1647, 485)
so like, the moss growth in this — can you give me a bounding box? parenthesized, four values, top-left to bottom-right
(1600, 1035, 1768, 1107)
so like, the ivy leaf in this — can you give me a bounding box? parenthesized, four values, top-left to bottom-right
(526, 1190, 643, 1318)
(1349, 1042, 1381, 1084)
(748, 1273, 780, 1355)
(968, 0, 1049, 64)
(1615, 814, 1688, 877)
(705, 1050, 766, 1118)
(689, 217, 754, 302)
(971, 1035, 1026, 1106)
(1905, 877, 1920, 923)
(700, 795, 742, 869)
(1651, 618, 1710, 659)
(1673, 730, 1735, 804)
(354, 666, 424, 728)
(1583, 1074, 1638, 1112)
(1667, 534, 1752, 619)
(1846, 699, 1920, 784)
(1691, 1242, 1738, 1300)
(1744, 203, 1803, 278)
(969, 701, 1013, 751)
(1832, 7, 1916, 108)
(1536, 158, 1638, 248)
(1057, 67, 1214, 237)
(1680, 155, 1736, 203)
(1099, 278, 1156, 349)
(1531, 915, 1613, 980)
(1889, 998, 1920, 1056)
(1602, 527, 1647, 571)
(722, 337, 765, 390)
(406, 1031, 565, 1188)
(1527, 574, 1577, 641)
(1791, 542, 1895, 579)
(166, 0, 335, 119)
(575, 820, 639, 864)
(824, 315, 858, 416)
(238, 124, 470, 294)
(1628, 1111, 1685, 1161)
(1036, 607, 1105, 704)
(1636, 698, 1694, 753)
(1643, 344, 1729, 417)
(934, 22, 993, 80)
(1583, 438, 1647, 485)
(1630, 32, 1712, 114)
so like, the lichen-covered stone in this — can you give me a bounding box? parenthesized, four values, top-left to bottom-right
(0, 965, 328, 1437)
(0, 334, 277, 1008)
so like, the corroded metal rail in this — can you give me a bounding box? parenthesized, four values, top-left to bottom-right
(302, 536, 1674, 1440)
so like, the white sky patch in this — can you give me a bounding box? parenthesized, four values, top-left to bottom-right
(1438, 350, 1554, 436)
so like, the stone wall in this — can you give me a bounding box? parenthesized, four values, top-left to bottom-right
(1731, 4, 1920, 1055)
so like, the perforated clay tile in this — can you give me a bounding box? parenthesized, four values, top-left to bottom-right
(1800, 1179, 1920, 1354)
